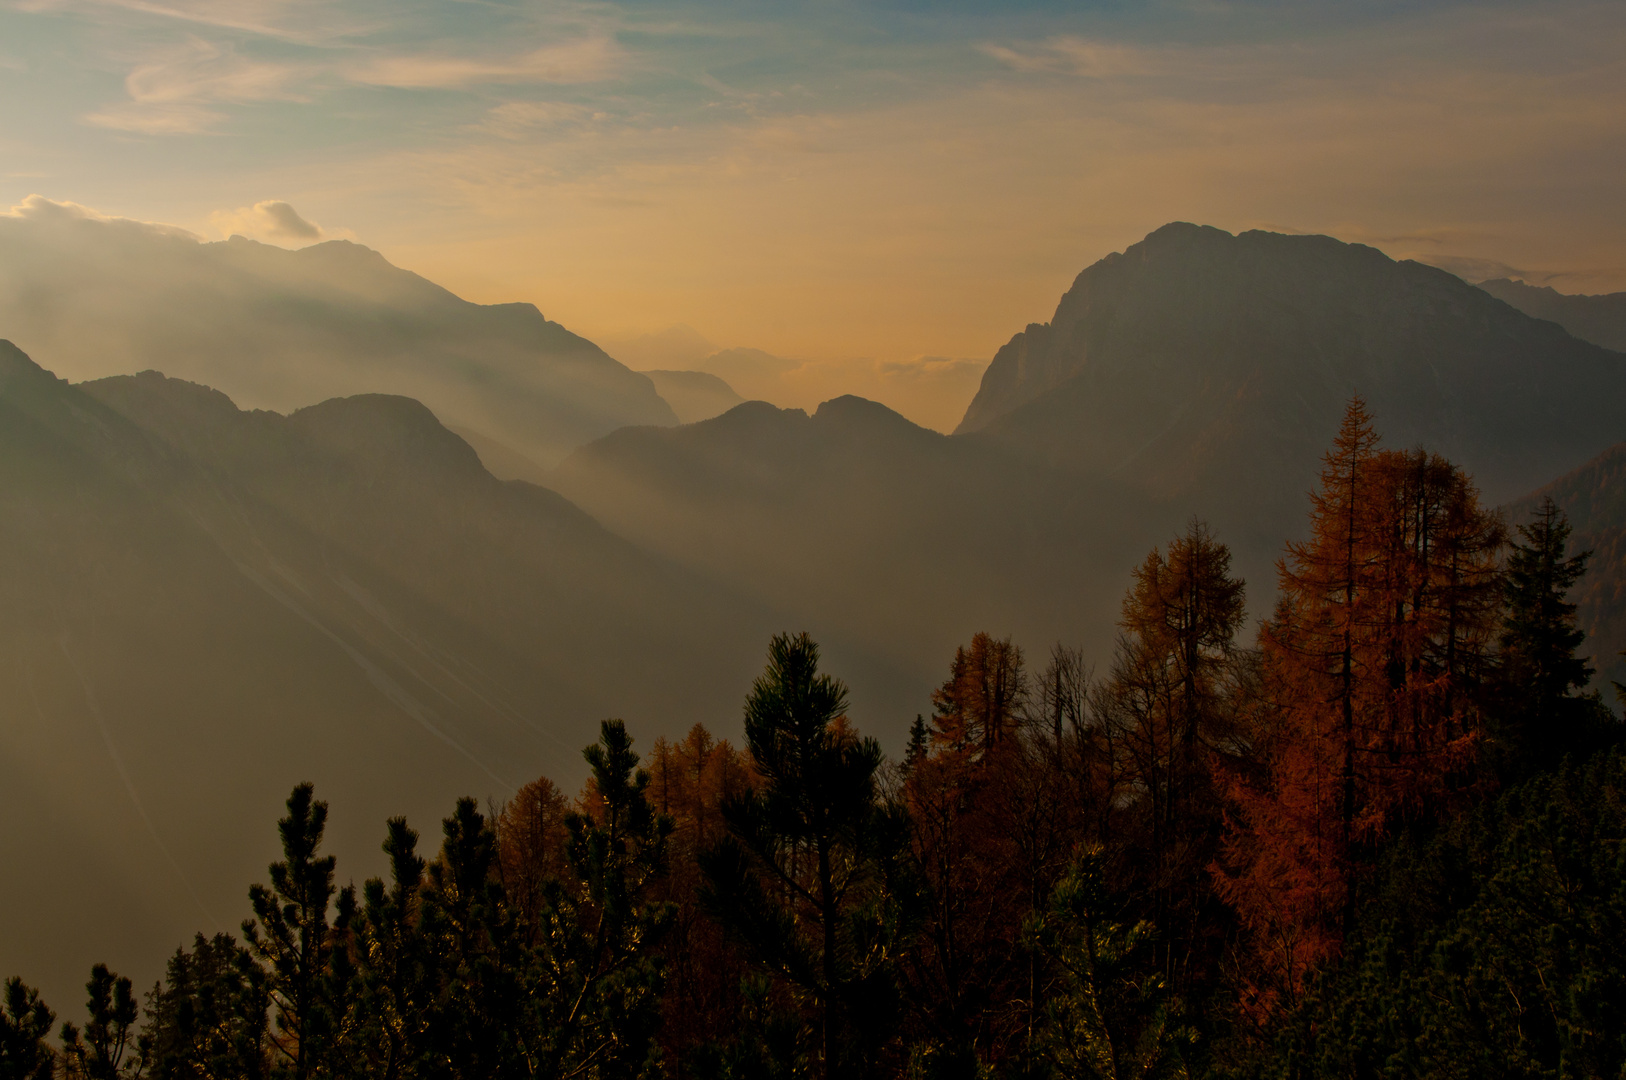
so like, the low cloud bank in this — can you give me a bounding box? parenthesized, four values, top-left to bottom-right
(209, 200, 334, 246)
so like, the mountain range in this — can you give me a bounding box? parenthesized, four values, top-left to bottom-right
(4, 218, 1626, 1008)
(0, 198, 675, 468)
(1476, 277, 1626, 354)
(951, 223, 1626, 586)
(0, 343, 773, 1006)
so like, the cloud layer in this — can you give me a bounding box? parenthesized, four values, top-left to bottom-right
(2, 0, 1625, 381)
(208, 199, 329, 244)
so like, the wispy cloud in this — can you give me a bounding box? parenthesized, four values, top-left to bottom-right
(979, 36, 1162, 79)
(1411, 253, 1626, 291)
(82, 36, 308, 133)
(349, 36, 622, 89)
(475, 100, 611, 140)
(12, 0, 366, 45)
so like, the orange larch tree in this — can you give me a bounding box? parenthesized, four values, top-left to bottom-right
(1216, 400, 1503, 1018)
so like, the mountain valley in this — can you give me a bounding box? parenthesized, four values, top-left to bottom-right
(4, 220, 1626, 1009)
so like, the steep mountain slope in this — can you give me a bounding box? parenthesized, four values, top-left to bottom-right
(0, 200, 675, 466)
(553, 396, 1177, 717)
(559, 227, 1626, 713)
(954, 223, 1626, 573)
(0, 342, 768, 1010)
(1476, 278, 1626, 353)
(1506, 442, 1626, 690)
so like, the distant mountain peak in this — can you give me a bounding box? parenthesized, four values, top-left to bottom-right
(289, 394, 489, 480)
(812, 394, 937, 440)
(1476, 277, 1626, 353)
(0, 337, 49, 379)
(0, 204, 677, 465)
(952, 221, 1626, 532)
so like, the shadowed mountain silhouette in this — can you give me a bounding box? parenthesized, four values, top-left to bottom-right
(643, 369, 745, 423)
(954, 223, 1626, 580)
(559, 226, 1626, 712)
(0, 341, 769, 1010)
(1476, 278, 1626, 354)
(554, 395, 1172, 719)
(8, 221, 1626, 1011)
(0, 202, 675, 466)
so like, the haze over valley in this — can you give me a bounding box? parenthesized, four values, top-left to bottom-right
(3, 1, 1626, 1071)
(6, 204, 1626, 1018)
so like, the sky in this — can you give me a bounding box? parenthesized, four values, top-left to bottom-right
(3, 0, 1625, 394)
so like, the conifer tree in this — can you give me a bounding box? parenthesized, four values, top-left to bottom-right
(495, 778, 570, 937)
(642, 725, 754, 1067)
(903, 633, 1091, 1075)
(903, 715, 930, 774)
(349, 818, 440, 1080)
(59, 965, 138, 1080)
(138, 933, 269, 1080)
(243, 783, 343, 1080)
(1025, 848, 1192, 1080)
(701, 633, 906, 1079)
(931, 634, 1027, 753)
(520, 719, 674, 1080)
(0, 977, 54, 1080)
(1493, 497, 1614, 773)
(421, 797, 516, 1079)
(1215, 402, 1503, 1016)
(1094, 521, 1246, 997)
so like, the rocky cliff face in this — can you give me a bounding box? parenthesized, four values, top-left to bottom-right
(955, 224, 1626, 569)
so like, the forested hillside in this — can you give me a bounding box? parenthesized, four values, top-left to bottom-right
(5, 400, 1618, 1080)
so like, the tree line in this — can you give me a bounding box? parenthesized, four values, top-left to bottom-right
(3, 399, 1623, 1080)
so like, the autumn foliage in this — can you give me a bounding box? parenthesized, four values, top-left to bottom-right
(1214, 400, 1505, 1016)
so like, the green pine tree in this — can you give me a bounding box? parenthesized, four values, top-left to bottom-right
(700, 632, 909, 1080)
(903, 715, 930, 775)
(349, 818, 442, 1080)
(242, 783, 344, 1080)
(0, 977, 55, 1080)
(59, 965, 138, 1080)
(520, 719, 674, 1080)
(138, 932, 270, 1080)
(1024, 848, 1192, 1080)
(1493, 497, 1616, 775)
(421, 797, 518, 1080)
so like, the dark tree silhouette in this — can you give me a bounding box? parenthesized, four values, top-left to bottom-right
(0, 977, 54, 1080)
(59, 965, 138, 1080)
(1493, 496, 1616, 774)
(242, 783, 346, 1080)
(138, 933, 269, 1080)
(701, 632, 906, 1079)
